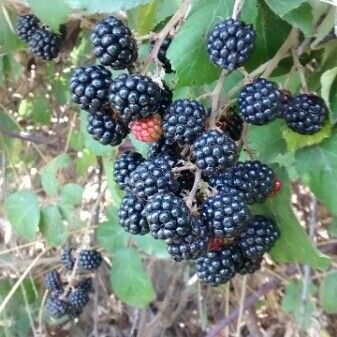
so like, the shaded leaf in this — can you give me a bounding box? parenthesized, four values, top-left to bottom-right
(320, 271, 337, 314)
(265, 0, 306, 16)
(134, 234, 169, 259)
(60, 183, 83, 206)
(321, 67, 337, 124)
(283, 3, 313, 36)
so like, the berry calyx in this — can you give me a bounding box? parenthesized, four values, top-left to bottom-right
(130, 114, 163, 143)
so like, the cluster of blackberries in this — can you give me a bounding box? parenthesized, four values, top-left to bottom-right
(70, 16, 174, 147)
(44, 248, 102, 319)
(16, 14, 62, 60)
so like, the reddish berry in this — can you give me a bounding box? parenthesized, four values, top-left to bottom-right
(269, 178, 282, 197)
(208, 237, 226, 251)
(130, 114, 163, 143)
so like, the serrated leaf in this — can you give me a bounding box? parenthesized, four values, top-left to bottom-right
(134, 234, 169, 258)
(28, 0, 70, 32)
(60, 183, 83, 206)
(40, 204, 67, 246)
(129, 1, 159, 35)
(283, 3, 313, 37)
(265, 0, 306, 16)
(110, 248, 155, 307)
(40, 153, 72, 196)
(282, 122, 332, 151)
(80, 111, 112, 157)
(295, 130, 337, 217)
(4, 190, 40, 240)
(320, 271, 337, 314)
(253, 167, 330, 269)
(321, 67, 337, 124)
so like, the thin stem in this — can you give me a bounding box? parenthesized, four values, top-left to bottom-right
(235, 275, 247, 337)
(186, 169, 202, 208)
(209, 70, 227, 128)
(232, 0, 246, 20)
(172, 164, 196, 172)
(292, 48, 308, 91)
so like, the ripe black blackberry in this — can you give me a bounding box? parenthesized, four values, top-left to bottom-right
(281, 94, 328, 134)
(68, 288, 89, 314)
(87, 111, 128, 146)
(167, 217, 208, 261)
(76, 278, 92, 292)
(163, 99, 208, 145)
(45, 291, 69, 318)
(151, 36, 173, 73)
(144, 192, 192, 242)
(109, 73, 161, 125)
(70, 65, 112, 112)
(16, 14, 40, 42)
(237, 256, 263, 275)
(91, 16, 137, 70)
(28, 28, 61, 60)
(196, 245, 242, 286)
(61, 247, 75, 270)
(202, 190, 251, 238)
(78, 250, 103, 271)
(238, 78, 283, 125)
(208, 161, 275, 204)
(128, 158, 177, 199)
(238, 215, 280, 259)
(118, 194, 149, 235)
(191, 130, 238, 175)
(148, 139, 179, 160)
(219, 112, 243, 141)
(207, 18, 255, 71)
(113, 151, 144, 190)
(159, 83, 173, 114)
(44, 270, 62, 290)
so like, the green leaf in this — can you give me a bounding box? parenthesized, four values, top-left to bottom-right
(31, 94, 51, 124)
(4, 190, 40, 240)
(76, 148, 96, 177)
(53, 76, 71, 105)
(282, 280, 317, 330)
(129, 1, 159, 35)
(134, 235, 169, 258)
(295, 130, 337, 217)
(65, 0, 153, 12)
(69, 131, 84, 151)
(253, 167, 330, 269)
(311, 9, 335, 48)
(0, 9, 22, 54)
(28, 0, 70, 32)
(321, 67, 337, 124)
(128, 134, 149, 157)
(40, 153, 72, 196)
(283, 3, 313, 36)
(110, 248, 155, 307)
(80, 111, 112, 157)
(320, 271, 337, 314)
(40, 204, 67, 246)
(264, 0, 306, 16)
(60, 183, 83, 206)
(282, 122, 332, 151)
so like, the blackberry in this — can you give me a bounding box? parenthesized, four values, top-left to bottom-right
(109, 73, 161, 125)
(238, 215, 280, 259)
(237, 256, 263, 275)
(191, 130, 238, 175)
(44, 270, 62, 290)
(16, 14, 40, 42)
(91, 16, 137, 70)
(238, 78, 282, 125)
(163, 99, 208, 145)
(151, 36, 173, 73)
(196, 245, 242, 286)
(148, 140, 178, 160)
(208, 161, 275, 204)
(68, 288, 89, 314)
(202, 190, 251, 238)
(78, 250, 103, 271)
(128, 158, 177, 199)
(281, 94, 328, 134)
(70, 65, 112, 112)
(61, 247, 75, 270)
(219, 112, 243, 141)
(118, 194, 149, 235)
(28, 28, 61, 60)
(45, 292, 69, 318)
(159, 83, 173, 114)
(113, 151, 144, 190)
(167, 217, 208, 261)
(144, 192, 192, 242)
(76, 278, 93, 292)
(87, 112, 128, 146)
(207, 18, 255, 71)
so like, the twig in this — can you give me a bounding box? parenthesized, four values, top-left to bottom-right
(225, 283, 230, 337)
(20, 282, 38, 337)
(172, 164, 196, 172)
(232, 0, 246, 20)
(38, 291, 48, 335)
(209, 70, 227, 128)
(130, 309, 140, 337)
(142, 0, 191, 73)
(186, 169, 202, 208)
(235, 275, 247, 337)
(292, 47, 308, 91)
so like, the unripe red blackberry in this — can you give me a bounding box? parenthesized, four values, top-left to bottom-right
(191, 130, 238, 175)
(202, 190, 251, 238)
(238, 215, 280, 259)
(144, 192, 192, 242)
(28, 28, 61, 60)
(87, 111, 128, 146)
(118, 194, 149, 235)
(281, 94, 328, 134)
(207, 18, 255, 70)
(109, 73, 161, 125)
(16, 14, 40, 42)
(113, 151, 144, 190)
(78, 250, 102, 271)
(91, 16, 138, 70)
(238, 78, 283, 125)
(130, 114, 163, 143)
(70, 65, 112, 112)
(163, 99, 208, 145)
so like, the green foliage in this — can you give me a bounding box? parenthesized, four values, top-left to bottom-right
(0, 7, 22, 54)
(319, 271, 337, 313)
(321, 67, 337, 124)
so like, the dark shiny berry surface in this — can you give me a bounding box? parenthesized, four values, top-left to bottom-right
(78, 250, 102, 271)
(16, 14, 40, 42)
